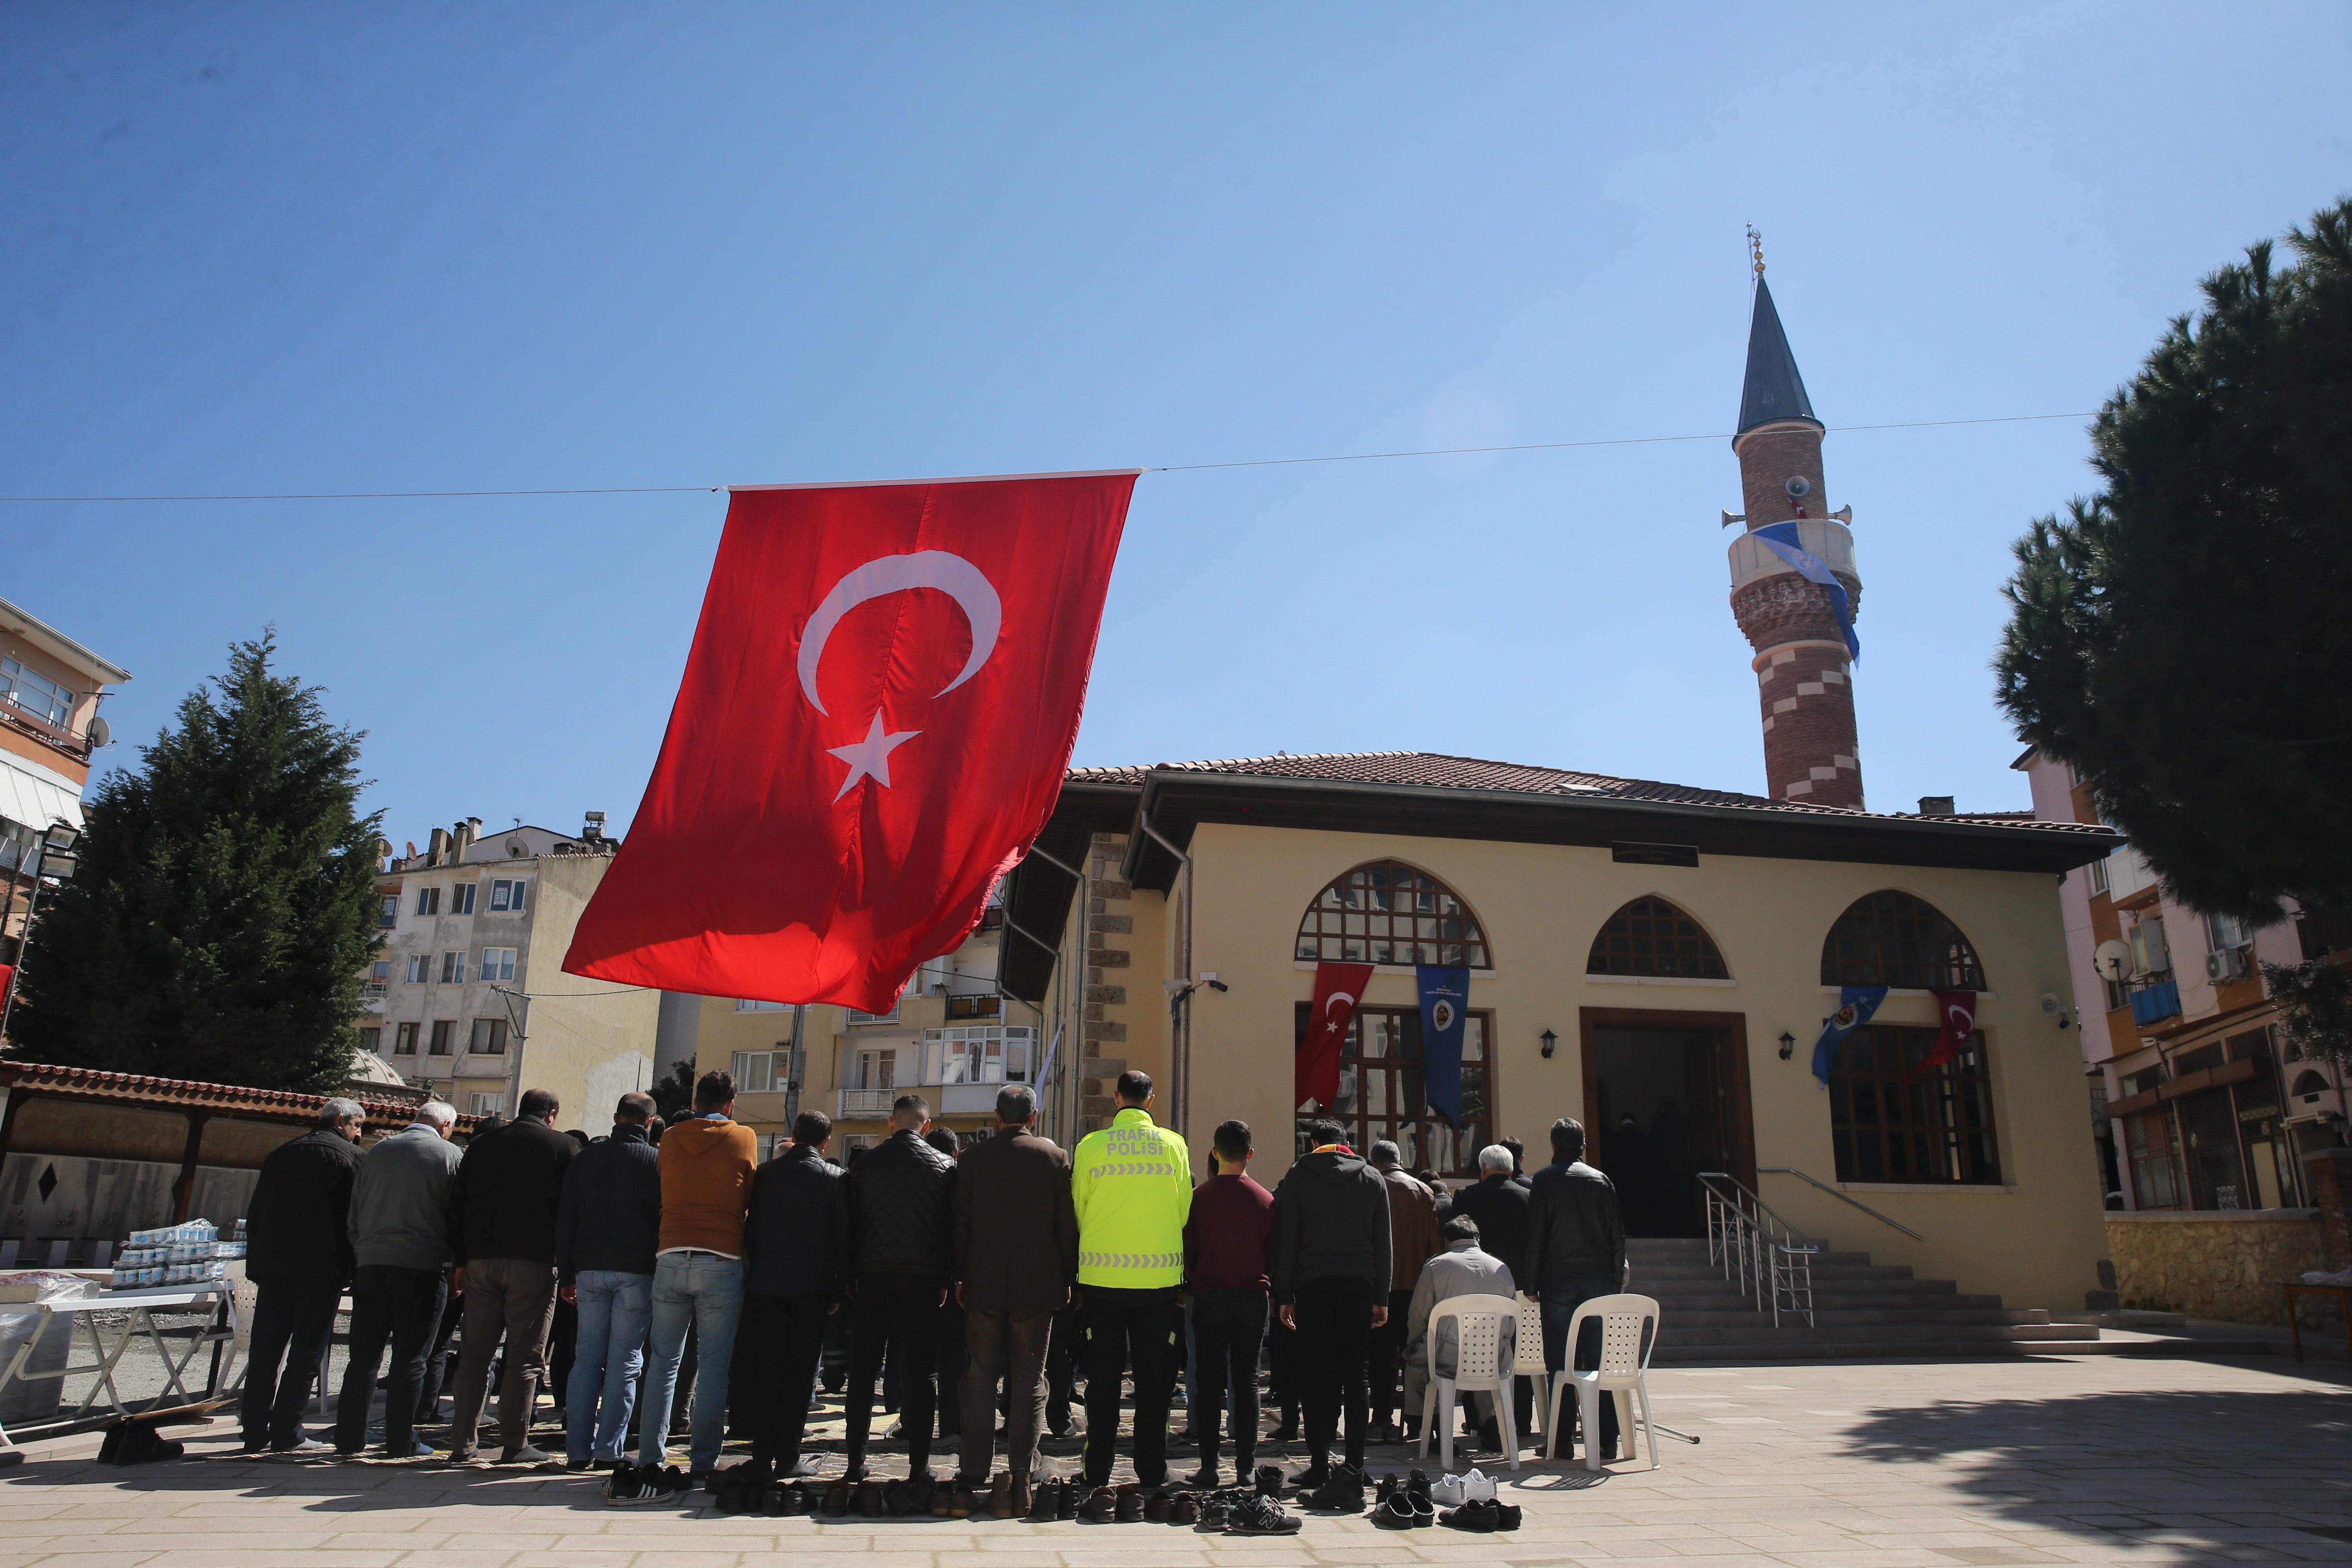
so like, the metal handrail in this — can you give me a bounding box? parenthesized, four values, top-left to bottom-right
(1696, 1171, 1816, 1328)
(1757, 1166, 1925, 1241)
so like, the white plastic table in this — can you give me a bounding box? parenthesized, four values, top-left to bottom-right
(0, 1285, 234, 1448)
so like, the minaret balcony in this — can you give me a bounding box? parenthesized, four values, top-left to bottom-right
(1727, 517, 1857, 592)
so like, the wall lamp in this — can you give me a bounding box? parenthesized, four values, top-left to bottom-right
(1778, 1031, 1797, 1060)
(1540, 1029, 1557, 1059)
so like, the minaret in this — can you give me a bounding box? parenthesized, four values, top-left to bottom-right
(1726, 238, 1865, 809)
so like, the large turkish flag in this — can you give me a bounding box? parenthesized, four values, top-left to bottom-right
(564, 471, 1138, 1013)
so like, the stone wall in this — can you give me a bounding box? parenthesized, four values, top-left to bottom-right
(2106, 1210, 2331, 1327)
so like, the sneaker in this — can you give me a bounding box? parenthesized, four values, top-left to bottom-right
(1252, 1464, 1285, 1497)
(602, 1463, 669, 1506)
(1431, 1472, 1465, 1505)
(1170, 1493, 1200, 1526)
(1406, 1468, 1431, 1501)
(1461, 1467, 1497, 1503)
(1304, 1468, 1366, 1512)
(498, 1443, 554, 1465)
(1225, 1494, 1302, 1535)
(400, 1440, 437, 1460)
(271, 1436, 333, 1456)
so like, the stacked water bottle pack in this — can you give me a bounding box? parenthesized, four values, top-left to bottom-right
(110, 1219, 238, 1288)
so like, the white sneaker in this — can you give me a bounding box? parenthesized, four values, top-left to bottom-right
(499, 1443, 554, 1465)
(271, 1437, 333, 1456)
(1431, 1473, 1467, 1505)
(1462, 1468, 1497, 1503)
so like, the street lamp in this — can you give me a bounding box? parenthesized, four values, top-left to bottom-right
(0, 818, 83, 1045)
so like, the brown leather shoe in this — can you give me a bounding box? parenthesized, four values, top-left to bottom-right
(1079, 1485, 1118, 1523)
(1115, 1483, 1146, 1523)
(989, 1472, 1014, 1519)
(1009, 1472, 1033, 1519)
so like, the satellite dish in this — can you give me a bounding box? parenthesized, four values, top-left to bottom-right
(86, 715, 110, 746)
(2093, 939, 2132, 983)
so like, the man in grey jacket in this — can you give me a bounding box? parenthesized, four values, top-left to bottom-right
(334, 1102, 465, 1459)
(1401, 1215, 1516, 1434)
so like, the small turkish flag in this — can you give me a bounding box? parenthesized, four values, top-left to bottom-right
(564, 471, 1138, 1014)
(1904, 989, 1979, 1083)
(1298, 961, 1375, 1112)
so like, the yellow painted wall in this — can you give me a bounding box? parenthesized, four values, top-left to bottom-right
(1164, 819, 2108, 1312)
(516, 855, 662, 1130)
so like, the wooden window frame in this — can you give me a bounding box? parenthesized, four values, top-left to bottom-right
(1825, 1023, 2002, 1186)
(1820, 891, 1988, 990)
(1588, 897, 1730, 980)
(1295, 860, 1490, 970)
(1294, 1002, 1494, 1179)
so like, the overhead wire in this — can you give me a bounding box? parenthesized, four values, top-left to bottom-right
(0, 411, 2097, 503)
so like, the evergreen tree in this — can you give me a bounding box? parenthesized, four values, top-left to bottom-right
(1995, 198, 2352, 922)
(8, 634, 384, 1090)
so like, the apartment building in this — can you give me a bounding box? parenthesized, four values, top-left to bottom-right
(362, 812, 659, 1124)
(2020, 746, 2349, 1211)
(0, 598, 129, 951)
(686, 901, 1043, 1158)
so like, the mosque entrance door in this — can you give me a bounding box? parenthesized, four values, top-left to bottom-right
(1578, 1008, 1755, 1239)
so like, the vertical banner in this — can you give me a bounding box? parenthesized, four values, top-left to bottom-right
(1903, 990, 1979, 1084)
(1810, 984, 1889, 1086)
(1417, 964, 1470, 1128)
(1298, 960, 1375, 1112)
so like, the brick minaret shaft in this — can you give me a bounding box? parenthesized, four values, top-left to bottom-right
(1727, 274, 1865, 809)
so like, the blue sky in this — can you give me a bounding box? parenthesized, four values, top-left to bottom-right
(5, 4, 2347, 844)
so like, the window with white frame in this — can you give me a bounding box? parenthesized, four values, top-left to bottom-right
(2087, 855, 2110, 897)
(732, 1049, 785, 1093)
(468, 1092, 505, 1116)
(489, 878, 527, 912)
(921, 1024, 1034, 1086)
(2205, 910, 2254, 951)
(470, 1018, 508, 1054)
(395, 1021, 420, 1055)
(406, 954, 431, 984)
(736, 999, 789, 1012)
(416, 886, 441, 916)
(853, 1048, 897, 1091)
(0, 657, 76, 726)
(451, 882, 477, 916)
(378, 894, 399, 928)
(441, 951, 466, 985)
(848, 1005, 900, 1025)
(480, 947, 517, 983)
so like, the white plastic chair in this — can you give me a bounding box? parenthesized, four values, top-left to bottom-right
(1415, 1292, 1519, 1473)
(1511, 1291, 1551, 1451)
(1543, 1292, 1660, 1471)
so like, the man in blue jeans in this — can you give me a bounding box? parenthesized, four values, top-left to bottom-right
(554, 1091, 663, 1470)
(637, 1071, 759, 1480)
(1520, 1118, 1627, 1461)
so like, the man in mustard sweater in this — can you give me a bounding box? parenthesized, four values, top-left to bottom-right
(638, 1070, 759, 1480)
(1070, 1069, 1191, 1489)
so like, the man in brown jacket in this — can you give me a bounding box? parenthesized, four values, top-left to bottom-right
(951, 1083, 1078, 1514)
(637, 1070, 759, 1479)
(1367, 1139, 1440, 1444)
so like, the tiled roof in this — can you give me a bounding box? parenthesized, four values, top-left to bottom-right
(1066, 750, 2111, 835)
(0, 1059, 475, 1127)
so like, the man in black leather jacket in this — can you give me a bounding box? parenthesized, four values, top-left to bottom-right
(240, 1098, 364, 1453)
(1522, 1117, 1628, 1460)
(743, 1107, 850, 1479)
(840, 1094, 956, 1482)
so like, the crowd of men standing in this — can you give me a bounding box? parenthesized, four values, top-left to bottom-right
(237, 1066, 1627, 1506)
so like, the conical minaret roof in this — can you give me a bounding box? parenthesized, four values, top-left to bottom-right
(1736, 275, 1820, 436)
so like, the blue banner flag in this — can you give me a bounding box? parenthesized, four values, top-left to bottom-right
(1752, 521, 1860, 662)
(1417, 965, 1471, 1127)
(1811, 985, 1888, 1086)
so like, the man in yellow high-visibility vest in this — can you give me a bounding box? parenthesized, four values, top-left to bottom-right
(1069, 1068, 1191, 1489)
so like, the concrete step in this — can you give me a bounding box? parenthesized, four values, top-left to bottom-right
(1663, 1308, 2053, 1328)
(1657, 1321, 2097, 1346)
(1646, 1336, 2235, 1363)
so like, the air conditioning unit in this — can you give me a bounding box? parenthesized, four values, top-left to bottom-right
(2205, 946, 2248, 984)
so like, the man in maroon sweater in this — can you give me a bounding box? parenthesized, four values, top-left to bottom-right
(1181, 1118, 1277, 1487)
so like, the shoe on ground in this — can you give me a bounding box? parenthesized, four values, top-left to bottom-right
(1374, 1492, 1419, 1529)
(989, 1472, 1016, 1519)
(1253, 1463, 1285, 1497)
(1461, 1466, 1497, 1502)
(1115, 1483, 1146, 1523)
(1305, 1470, 1366, 1512)
(1367, 1422, 1402, 1446)
(271, 1436, 333, 1455)
(1027, 1476, 1059, 1521)
(401, 1440, 437, 1460)
(1171, 1493, 1201, 1526)
(1057, 1478, 1080, 1519)
(443, 1448, 480, 1467)
(499, 1443, 553, 1466)
(1225, 1494, 1303, 1535)
(1440, 1498, 1501, 1533)
(855, 1478, 884, 1517)
(1078, 1485, 1117, 1523)
(1374, 1472, 1398, 1502)
(603, 1462, 680, 1507)
(1495, 1502, 1521, 1530)
(1431, 1472, 1465, 1505)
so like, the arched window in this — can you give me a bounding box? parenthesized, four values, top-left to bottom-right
(1820, 891, 1987, 990)
(2292, 1070, 2331, 1098)
(1588, 897, 1730, 980)
(1295, 861, 1490, 969)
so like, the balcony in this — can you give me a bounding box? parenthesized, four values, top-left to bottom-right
(2129, 979, 2182, 1027)
(838, 1082, 1025, 1119)
(838, 1088, 894, 1118)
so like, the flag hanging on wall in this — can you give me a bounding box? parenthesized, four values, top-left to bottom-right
(1417, 964, 1470, 1128)
(1298, 960, 1374, 1111)
(1810, 984, 1888, 1086)
(1902, 989, 1979, 1084)
(563, 470, 1138, 1014)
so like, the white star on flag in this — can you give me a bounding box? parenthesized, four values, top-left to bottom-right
(828, 712, 921, 800)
